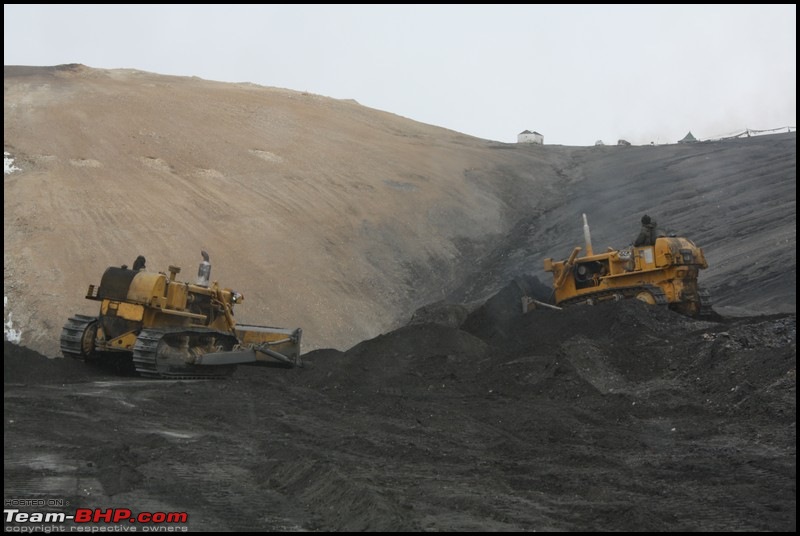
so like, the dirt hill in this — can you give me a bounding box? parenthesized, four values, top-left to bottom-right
(5, 65, 795, 356)
(3, 64, 796, 532)
(4, 64, 569, 355)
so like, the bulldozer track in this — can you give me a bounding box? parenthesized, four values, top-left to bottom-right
(698, 288, 716, 319)
(559, 284, 668, 308)
(132, 328, 238, 380)
(130, 330, 162, 377)
(60, 315, 98, 360)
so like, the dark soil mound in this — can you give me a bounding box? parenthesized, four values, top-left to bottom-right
(3, 286, 796, 531)
(3, 340, 120, 384)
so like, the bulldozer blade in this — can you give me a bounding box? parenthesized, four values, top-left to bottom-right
(194, 349, 263, 366)
(194, 347, 301, 368)
(254, 345, 301, 367)
(522, 296, 562, 313)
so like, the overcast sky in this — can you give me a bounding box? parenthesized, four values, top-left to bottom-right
(4, 5, 796, 146)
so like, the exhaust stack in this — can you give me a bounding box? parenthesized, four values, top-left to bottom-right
(582, 213, 594, 256)
(197, 250, 211, 287)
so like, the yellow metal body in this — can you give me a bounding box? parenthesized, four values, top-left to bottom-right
(85, 264, 300, 361)
(62, 258, 302, 376)
(89, 268, 239, 351)
(543, 236, 708, 316)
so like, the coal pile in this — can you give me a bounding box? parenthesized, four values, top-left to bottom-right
(3, 278, 796, 531)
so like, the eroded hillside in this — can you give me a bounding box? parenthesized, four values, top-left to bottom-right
(4, 65, 796, 356)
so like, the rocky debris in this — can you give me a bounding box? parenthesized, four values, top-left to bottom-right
(3, 281, 796, 531)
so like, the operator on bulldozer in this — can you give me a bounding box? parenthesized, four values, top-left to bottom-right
(634, 214, 659, 247)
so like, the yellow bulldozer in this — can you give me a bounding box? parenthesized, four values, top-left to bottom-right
(60, 252, 302, 378)
(527, 214, 713, 318)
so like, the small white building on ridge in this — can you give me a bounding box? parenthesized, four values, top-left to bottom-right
(517, 130, 544, 144)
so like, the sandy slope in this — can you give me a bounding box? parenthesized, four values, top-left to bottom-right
(3, 65, 796, 359)
(4, 65, 568, 355)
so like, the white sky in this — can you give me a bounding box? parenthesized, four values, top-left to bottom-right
(4, 4, 796, 145)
